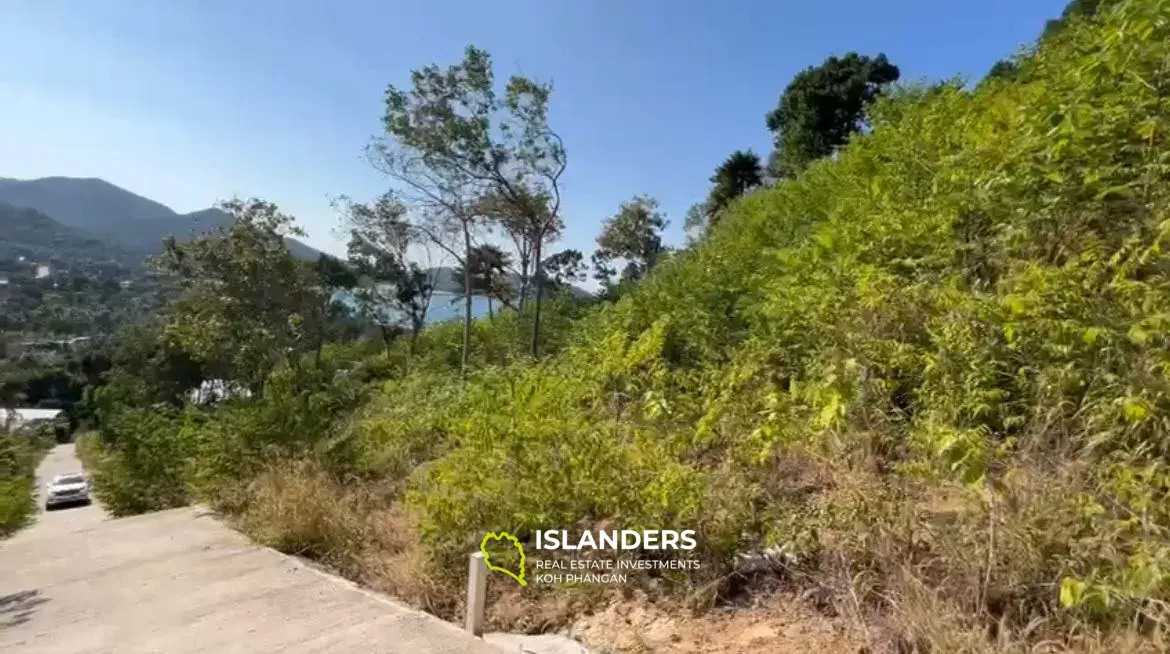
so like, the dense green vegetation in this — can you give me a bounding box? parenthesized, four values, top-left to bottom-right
(74, 0, 1170, 650)
(0, 426, 57, 537)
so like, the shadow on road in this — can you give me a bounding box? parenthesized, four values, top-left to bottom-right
(0, 590, 48, 629)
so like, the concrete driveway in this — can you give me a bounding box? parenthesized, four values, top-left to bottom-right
(0, 443, 503, 653)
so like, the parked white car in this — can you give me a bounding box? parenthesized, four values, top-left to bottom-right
(45, 472, 91, 509)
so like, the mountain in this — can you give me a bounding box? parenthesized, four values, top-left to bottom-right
(0, 203, 135, 265)
(0, 177, 321, 260)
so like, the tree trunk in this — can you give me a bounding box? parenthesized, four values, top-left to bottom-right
(517, 245, 531, 310)
(530, 236, 544, 358)
(488, 296, 494, 320)
(461, 223, 473, 378)
(381, 325, 395, 355)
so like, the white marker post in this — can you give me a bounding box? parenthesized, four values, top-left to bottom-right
(466, 551, 487, 636)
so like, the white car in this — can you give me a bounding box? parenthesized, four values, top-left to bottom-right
(45, 472, 91, 509)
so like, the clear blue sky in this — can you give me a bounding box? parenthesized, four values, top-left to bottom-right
(1, 0, 1066, 260)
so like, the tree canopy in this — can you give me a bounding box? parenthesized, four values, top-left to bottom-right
(700, 150, 763, 237)
(155, 198, 324, 393)
(766, 52, 900, 177)
(592, 195, 669, 289)
(370, 45, 567, 366)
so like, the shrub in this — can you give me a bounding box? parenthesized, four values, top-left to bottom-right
(86, 406, 194, 516)
(0, 429, 55, 537)
(236, 458, 370, 572)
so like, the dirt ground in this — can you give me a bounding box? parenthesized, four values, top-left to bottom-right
(567, 591, 863, 653)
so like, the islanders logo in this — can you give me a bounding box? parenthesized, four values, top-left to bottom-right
(480, 531, 527, 586)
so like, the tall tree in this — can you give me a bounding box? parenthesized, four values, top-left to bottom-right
(314, 253, 357, 292)
(312, 253, 361, 345)
(454, 244, 514, 319)
(692, 150, 764, 239)
(593, 195, 669, 290)
(766, 53, 900, 177)
(541, 249, 587, 290)
(155, 198, 324, 395)
(496, 187, 563, 356)
(475, 188, 563, 315)
(683, 201, 710, 246)
(984, 59, 1022, 83)
(340, 194, 436, 356)
(369, 46, 566, 370)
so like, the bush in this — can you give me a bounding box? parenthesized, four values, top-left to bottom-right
(85, 406, 194, 516)
(0, 429, 54, 538)
(237, 458, 370, 571)
(0, 477, 36, 537)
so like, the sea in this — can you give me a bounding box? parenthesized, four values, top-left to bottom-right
(334, 290, 494, 325)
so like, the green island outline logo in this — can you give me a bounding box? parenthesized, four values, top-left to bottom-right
(480, 531, 527, 586)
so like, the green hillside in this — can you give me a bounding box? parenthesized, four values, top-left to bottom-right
(76, 1, 1170, 650)
(0, 177, 322, 260)
(0, 204, 134, 265)
(357, 1, 1170, 643)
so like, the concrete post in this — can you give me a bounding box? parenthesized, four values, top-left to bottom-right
(466, 551, 487, 636)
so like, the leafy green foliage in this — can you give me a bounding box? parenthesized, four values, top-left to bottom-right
(592, 195, 669, 291)
(766, 52, 900, 176)
(343, 193, 436, 352)
(371, 44, 568, 366)
(984, 59, 1021, 82)
(1041, 0, 1119, 40)
(453, 244, 515, 316)
(83, 407, 194, 515)
(986, 0, 1122, 85)
(156, 198, 327, 393)
(0, 428, 53, 538)
(704, 150, 763, 230)
(541, 249, 587, 289)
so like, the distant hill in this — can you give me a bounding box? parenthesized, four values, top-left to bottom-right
(0, 177, 321, 260)
(0, 203, 135, 265)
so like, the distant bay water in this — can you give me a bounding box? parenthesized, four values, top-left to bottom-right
(334, 290, 493, 325)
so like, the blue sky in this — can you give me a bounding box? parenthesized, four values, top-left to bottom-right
(1, 0, 1066, 260)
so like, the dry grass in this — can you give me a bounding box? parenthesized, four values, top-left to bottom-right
(235, 458, 370, 575)
(356, 503, 463, 619)
(225, 455, 1169, 653)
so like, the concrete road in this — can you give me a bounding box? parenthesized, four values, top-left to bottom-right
(0, 443, 503, 654)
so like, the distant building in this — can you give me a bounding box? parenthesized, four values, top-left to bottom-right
(189, 379, 252, 405)
(18, 337, 91, 353)
(2, 408, 63, 431)
(35, 265, 51, 279)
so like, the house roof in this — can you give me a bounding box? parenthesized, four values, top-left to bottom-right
(2, 408, 64, 426)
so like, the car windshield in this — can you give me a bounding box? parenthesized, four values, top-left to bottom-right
(54, 474, 85, 485)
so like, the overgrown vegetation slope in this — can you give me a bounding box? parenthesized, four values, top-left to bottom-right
(0, 428, 55, 538)
(83, 2, 1170, 650)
